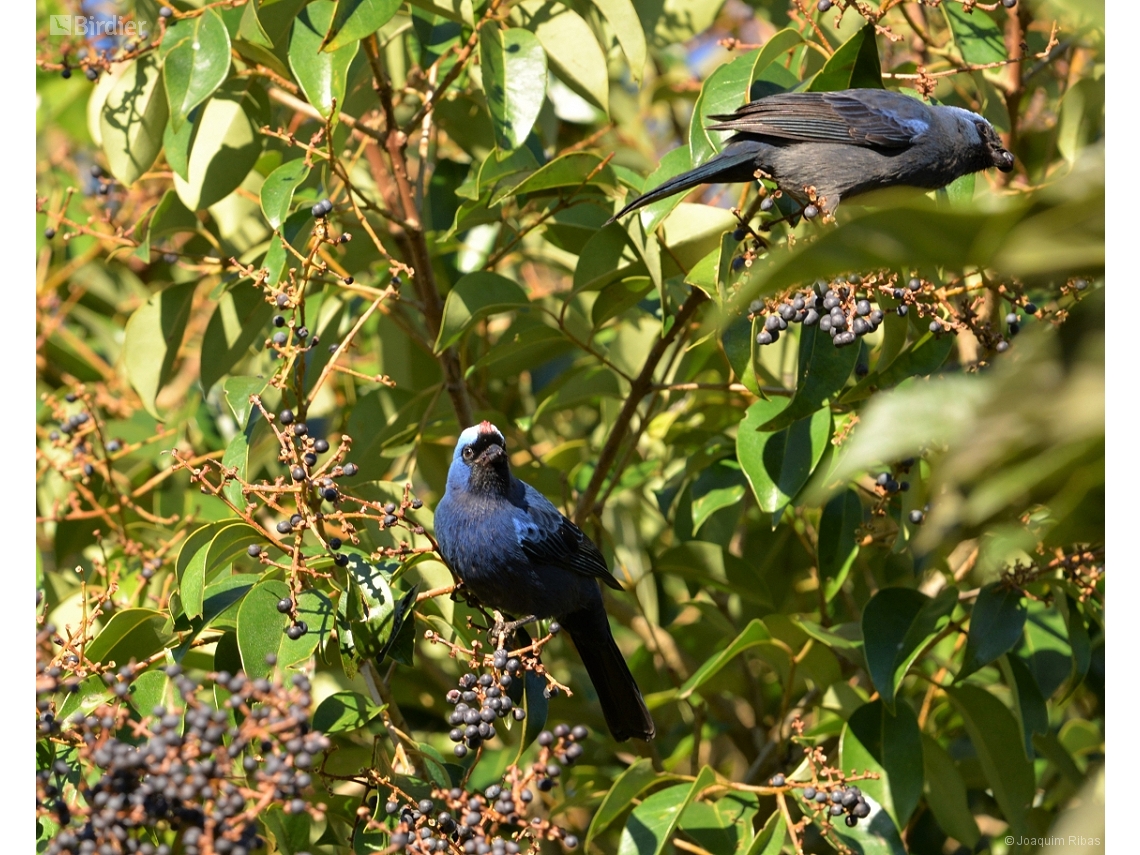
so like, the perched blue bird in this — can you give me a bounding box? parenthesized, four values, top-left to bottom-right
(434, 422, 655, 742)
(610, 88, 1015, 219)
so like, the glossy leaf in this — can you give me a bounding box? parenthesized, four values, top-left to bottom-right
(841, 700, 923, 828)
(958, 582, 1027, 680)
(816, 489, 861, 601)
(689, 48, 760, 167)
(480, 25, 547, 150)
(590, 0, 647, 80)
(759, 325, 858, 431)
(289, 0, 361, 118)
(809, 23, 883, 92)
(123, 282, 197, 417)
(921, 734, 980, 846)
(946, 684, 1035, 835)
(633, 145, 691, 234)
(161, 9, 231, 131)
(617, 766, 715, 855)
(322, 0, 401, 52)
(862, 586, 956, 709)
(260, 159, 311, 229)
(523, 3, 608, 112)
(435, 272, 529, 352)
(223, 376, 268, 429)
(200, 285, 274, 392)
(679, 619, 774, 699)
(944, 4, 1007, 65)
(100, 56, 169, 185)
(173, 80, 269, 210)
(85, 609, 172, 666)
(312, 691, 385, 733)
(743, 810, 785, 855)
(238, 580, 334, 678)
(1001, 654, 1050, 760)
(737, 398, 831, 514)
(586, 759, 668, 848)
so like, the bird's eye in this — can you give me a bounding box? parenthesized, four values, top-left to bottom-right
(462, 446, 474, 461)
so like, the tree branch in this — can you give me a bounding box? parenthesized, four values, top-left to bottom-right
(572, 290, 707, 525)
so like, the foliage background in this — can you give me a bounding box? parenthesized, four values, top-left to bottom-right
(35, 0, 1105, 853)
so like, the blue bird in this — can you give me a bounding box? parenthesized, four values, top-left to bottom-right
(434, 422, 655, 742)
(610, 88, 1014, 220)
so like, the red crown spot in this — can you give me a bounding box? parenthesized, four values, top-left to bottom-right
(478, 420, 496, 434)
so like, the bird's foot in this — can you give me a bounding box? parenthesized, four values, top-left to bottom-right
(490, 613, 537, 649)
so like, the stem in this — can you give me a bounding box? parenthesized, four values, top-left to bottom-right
(572, 289, 706, 525)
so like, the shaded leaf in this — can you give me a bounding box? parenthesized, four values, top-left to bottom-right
(841, 700, 923, 828)
(200, 285, 274, 391)
(809, 23, 883, 92)
(617, 767, 716, 855)
(260, 159, 311, 228)
(944, 4, 1007, 65)
(289, 0, 361, 118)
(738, 398, 831, 514)
(312, 691, 385, 733)
(101, 55, 169, 185)
(958, 583, 1027, 680)
(161, 9, 231, 131)
(817, 489, 862, 601)
(480, 25, 547, 150)
(435, 272, 529, 352)
(759, 324, 857, 431)
(323, 0, 401, 52)
(861, 586, 956, 709)
(586, 759, 668, 849)
(86, 609, 172, 666)
(679, 619, 774, 699)
(921, 734, 980, 846)
(123, 282, 197, 417)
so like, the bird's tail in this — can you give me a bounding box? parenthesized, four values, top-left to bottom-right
(560, 606, 655, 742)
(607, 139, 771, 224)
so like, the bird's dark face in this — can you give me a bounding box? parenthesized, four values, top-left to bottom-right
(456, 422, 511, 495)
(976, 120, 1014, 173)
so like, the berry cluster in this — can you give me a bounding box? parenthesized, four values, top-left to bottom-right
(751, 278, 887, 349)
(445, 654, 528, 758)
(377, 726, 588, 853)
(36, 654, 325, 855)
(801, 783, 871, 827)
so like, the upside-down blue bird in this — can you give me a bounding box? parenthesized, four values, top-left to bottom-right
(609, 88, 1014, 220)
(434, 422, 655, 742)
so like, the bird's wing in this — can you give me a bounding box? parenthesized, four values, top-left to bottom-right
(708, 91, 929, 148)
(513, 484, 622, 590)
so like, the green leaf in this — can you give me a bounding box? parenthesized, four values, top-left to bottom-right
(200, 285, 274, 391)
(737, 399, 831, 515)
(1000, 653, 1050, 762)
(921, 734, 980, 847)
(161, 9, 232, 132)
(479, 25, 548, 150)
(1057, 594, 1091, 698)
(322, 0, 401, 52)
(679, 619, 773, 700)
(861, 586, 956, 709)
(632, 145, 691, 233)
(589, 0, 647, 80)
(945, 684, 1035, 835)
(149, 188, 199, 235)
(101, 55, 169, 185)
(221, 428, 250, 510)
(434, 272, 529, 352)
(127, 669, 173, 717)
(944, 4, 1007, 65)
(312, 690, 385, 733)
(493, 151, 616, 204)
(817, 489, 862, 601)
(841, 700, 923, 829)
(829, 793, 907, 855)
(260, 159, 311, 228)
(743, 810, 785, 855)
(586, 758, 668, 849)
(521, 3, 608, 113)
(689, 49, 759, 167)
(173, 80, 269, 210)
(123, 282, 197, 417)
(758, 324, 857, 431)
(177, 522, 261, 620)
(808, 23, 883, 92)
(690, 459, 746, 533)
(840, 331, 955, 404)
(223, 376, 268, 429)
(238, 580, 335, 677)
(85, 609, 172, 666)
(617, 766, 715, 855)
(289, 0, 361, 119)
(958, 583, 1027, 680)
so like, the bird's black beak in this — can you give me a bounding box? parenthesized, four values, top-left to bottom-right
(476, 444, 506, 467)
(994, 149, 1015, 173)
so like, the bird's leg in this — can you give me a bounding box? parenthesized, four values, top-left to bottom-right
(490, 612, 538, 650)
